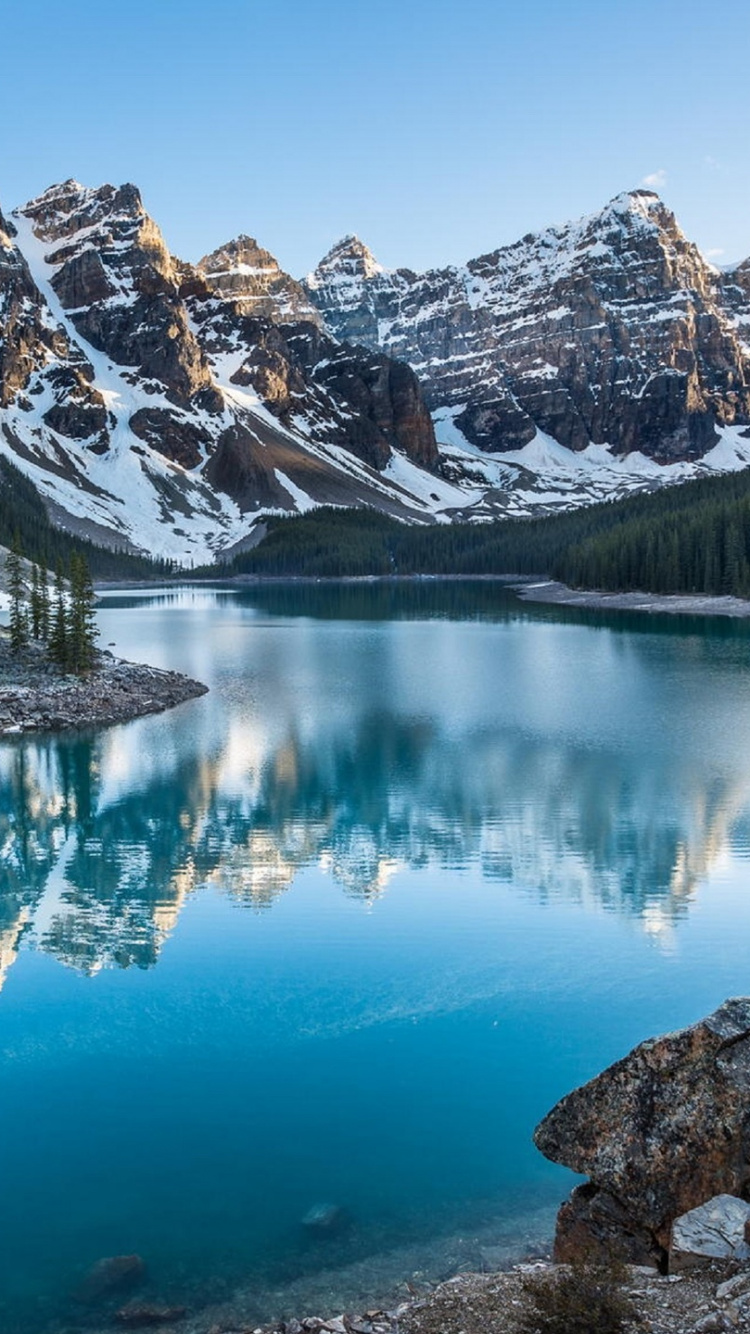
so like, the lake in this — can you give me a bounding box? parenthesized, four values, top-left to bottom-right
(2, 580, 750, 1331)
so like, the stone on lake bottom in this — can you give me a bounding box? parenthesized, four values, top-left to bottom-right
(115, 1302, 188, 1326)
(74, 1253, 147, 1302)
(301, 1202, 348, 1234)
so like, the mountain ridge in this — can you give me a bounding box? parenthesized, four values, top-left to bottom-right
(306, 189, 750, 463)
(1, 181, 750, 563)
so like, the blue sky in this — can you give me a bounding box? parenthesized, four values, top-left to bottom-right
(2, 0, 749, 275)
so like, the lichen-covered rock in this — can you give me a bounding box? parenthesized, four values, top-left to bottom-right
(534, 999, 750, 1259)
(670, 1195, 750, 1271)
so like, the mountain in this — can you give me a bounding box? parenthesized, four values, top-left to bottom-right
(0, 181, 452, 562)
(307, 192, 750, 464)
(1, 181, 750, 562)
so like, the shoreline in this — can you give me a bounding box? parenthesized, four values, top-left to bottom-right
(0, 645, 208, 737)
(99, 573, 750, 621)
(78, 1255, 745, 1334)
(516, 579, 750, 619)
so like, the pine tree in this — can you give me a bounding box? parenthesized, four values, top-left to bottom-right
(39, 565, 51, 643)
(29, 564, 43, 640)
(67, 552, 98, 674)
(6, 534, 28, 653)
(48, 561, 68, 670)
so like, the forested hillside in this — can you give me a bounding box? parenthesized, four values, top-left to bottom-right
(223, 467, 750, 598)
(0, 459, 175, 580)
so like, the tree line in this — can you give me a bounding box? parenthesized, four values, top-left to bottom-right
(0, 456, 177, 580)
(5, 535, 99, 673)
(211, 466, 750, 599)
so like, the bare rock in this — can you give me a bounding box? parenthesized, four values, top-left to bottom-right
(552, 1182, 663, 1267)
(670, 1196, 750, 1272)
(534, 999, 750, 1256)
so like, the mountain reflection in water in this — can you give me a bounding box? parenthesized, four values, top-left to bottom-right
(1, 674, 748, 987)
(4, 583, 750, 1334)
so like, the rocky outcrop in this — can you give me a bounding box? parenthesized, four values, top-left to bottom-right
(0, 196, 103, 436)
(307, 193, 750, 461)
(19, 181, 221, 416)
(0, 642, 208, 736)
(190, 258, 438, 472)
(199, 234, 320, 323)
(533, 998, 750, 1267)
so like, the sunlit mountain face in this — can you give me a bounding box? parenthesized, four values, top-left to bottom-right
(2, 583, 750, 1334)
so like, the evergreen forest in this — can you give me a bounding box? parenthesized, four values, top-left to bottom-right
(220, 466, 750, 597)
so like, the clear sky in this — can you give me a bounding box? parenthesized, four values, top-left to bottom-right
(2, 0, 749, 276)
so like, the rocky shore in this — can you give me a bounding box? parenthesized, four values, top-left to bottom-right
(76, 1256, 750, 1334)
(517, 579, 750, 619)
(0, 638, 207, 736)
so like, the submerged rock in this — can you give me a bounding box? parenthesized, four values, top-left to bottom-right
(533, 998, 750, 1264)
(115, 1301, 187, 1326)
(74, 1253, 146, 1302)
(670, 1195, 750, 1271)
(301, 1202, 349, 1234)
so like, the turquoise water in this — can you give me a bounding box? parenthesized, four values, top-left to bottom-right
(2, 581, 750, 1330)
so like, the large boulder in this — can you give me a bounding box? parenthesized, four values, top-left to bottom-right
(533, 999, 750, 1264)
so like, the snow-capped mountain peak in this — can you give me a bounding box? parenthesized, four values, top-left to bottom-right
(1, 179, 749, 565)
(306, 189, 750, 463)
(198, 234, 320, 323)
(308, 233, 387, 292)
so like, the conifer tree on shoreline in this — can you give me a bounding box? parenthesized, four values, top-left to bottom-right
(48, 561, 68, 669)
(68, 552, 99, 673)
(6, 534, 28, 653)
(4, 540, 99, 674)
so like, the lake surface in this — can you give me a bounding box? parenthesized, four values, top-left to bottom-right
(2, 580, 750, 1330)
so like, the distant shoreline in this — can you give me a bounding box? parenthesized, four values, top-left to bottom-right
(516, 579, 750, 619)
(98, 573, 750, 620)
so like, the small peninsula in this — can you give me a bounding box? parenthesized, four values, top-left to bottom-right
(0, 635, 207, 736)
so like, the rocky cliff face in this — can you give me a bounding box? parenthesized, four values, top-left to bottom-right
(0, 200, 105, 436)
(307, 193, 750, 462)
(2, 180, 750, 561)
(198, 235, 320, 323)
(0, 180, 444, 558)
(189, 242, 438, 473)
(534, 998, 750, 1268)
